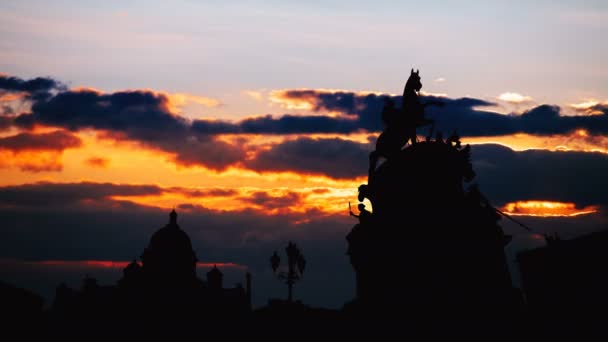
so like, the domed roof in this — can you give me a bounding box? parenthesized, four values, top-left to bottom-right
(147, 209, 194, 254)
(207, 265, 223, 278)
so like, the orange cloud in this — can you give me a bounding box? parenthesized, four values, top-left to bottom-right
(464, 131, 608, 154)
(501, 201, 599, 217)
(569, 99, 607, 116)
(269, 90, 316, 110)
(243, 90, 263, 101)
(110, 185, 354, 217)
(85, 156, 110, 168)
(71, 87, 221, 114)
(0, 150, 65, 172)
(0, 130, 83, 172)
(0, 130, 82, 151)
(269, 88, 387, 113)
(0, 91, 27, 102)
(166, 92, 222, 112)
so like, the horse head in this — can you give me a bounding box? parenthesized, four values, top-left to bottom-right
(405, 68, 422, 93)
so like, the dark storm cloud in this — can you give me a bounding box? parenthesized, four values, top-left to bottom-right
(194, 90, 608, 138)
(0, 182, 163, 207)
(245, 137, 372, 179)
(1, 105, 14, 115)
(10, 85, 243, 170)
(471, 144, 608, 207)
(0, 75, 65, 101)
(4, 74, 608, 178)
(193, 114, 360, 134)
(186, 92, 498, 137)
(277, 90, 390, 130)
(0, 116, 12, 130)
(15, 89, 185, 133)
(0, 130, 82, 152)
(274, 90, 608, 137)
(190, 91, 391, 135)
(241, 191, 304, 210)
(5, 74, 608, 142)
(171, 187, 238, 198)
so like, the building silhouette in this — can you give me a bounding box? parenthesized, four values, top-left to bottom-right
(518, 230, 608, 313)
(53, 209, 251, 322)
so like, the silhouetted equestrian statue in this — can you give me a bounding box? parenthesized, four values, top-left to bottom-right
(346, 69, 523, 331)
(400, 68, 443, 144)
(372, 69, 444, 177)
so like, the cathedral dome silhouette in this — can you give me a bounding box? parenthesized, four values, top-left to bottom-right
(148, 209, 195, 254)
(141, 209, 198, 282)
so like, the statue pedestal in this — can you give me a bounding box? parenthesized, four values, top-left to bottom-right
(348, 141, 518, 316)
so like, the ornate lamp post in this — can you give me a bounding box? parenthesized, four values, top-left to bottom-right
(270, 241, 306, 302)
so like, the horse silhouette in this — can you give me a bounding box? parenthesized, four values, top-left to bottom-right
(373, 69, 441, 170)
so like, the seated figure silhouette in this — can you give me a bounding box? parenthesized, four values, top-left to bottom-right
(349, 202, 372, 225)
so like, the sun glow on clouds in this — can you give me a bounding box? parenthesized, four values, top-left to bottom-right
(109, 184, 360, 217)
(0, 150, 65, 172)
(71, 86, 221, 116)
(501, 201, 599, 217)
(464, 131, 608, 154)
(497, 92, 533, 103)
(243, 90, 263, 101)
(165, 92, 222, 111)
(570, 100, 599, 109)
(0, 128, 605, 220)
(269, 88, 389, 114)
(0, 91, 27, 102)
(3, 81, 607, 223)
(0, 131, 362, 217)
(569, 99, 606, 115)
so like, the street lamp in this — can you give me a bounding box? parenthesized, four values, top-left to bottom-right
(270, 241, 306, 302)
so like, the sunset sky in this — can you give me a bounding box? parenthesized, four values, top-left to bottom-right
(1, 0, 607, 308)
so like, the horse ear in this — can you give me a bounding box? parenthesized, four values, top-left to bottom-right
(411, 68, 414, 74)
(416, 69, 419, 74)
